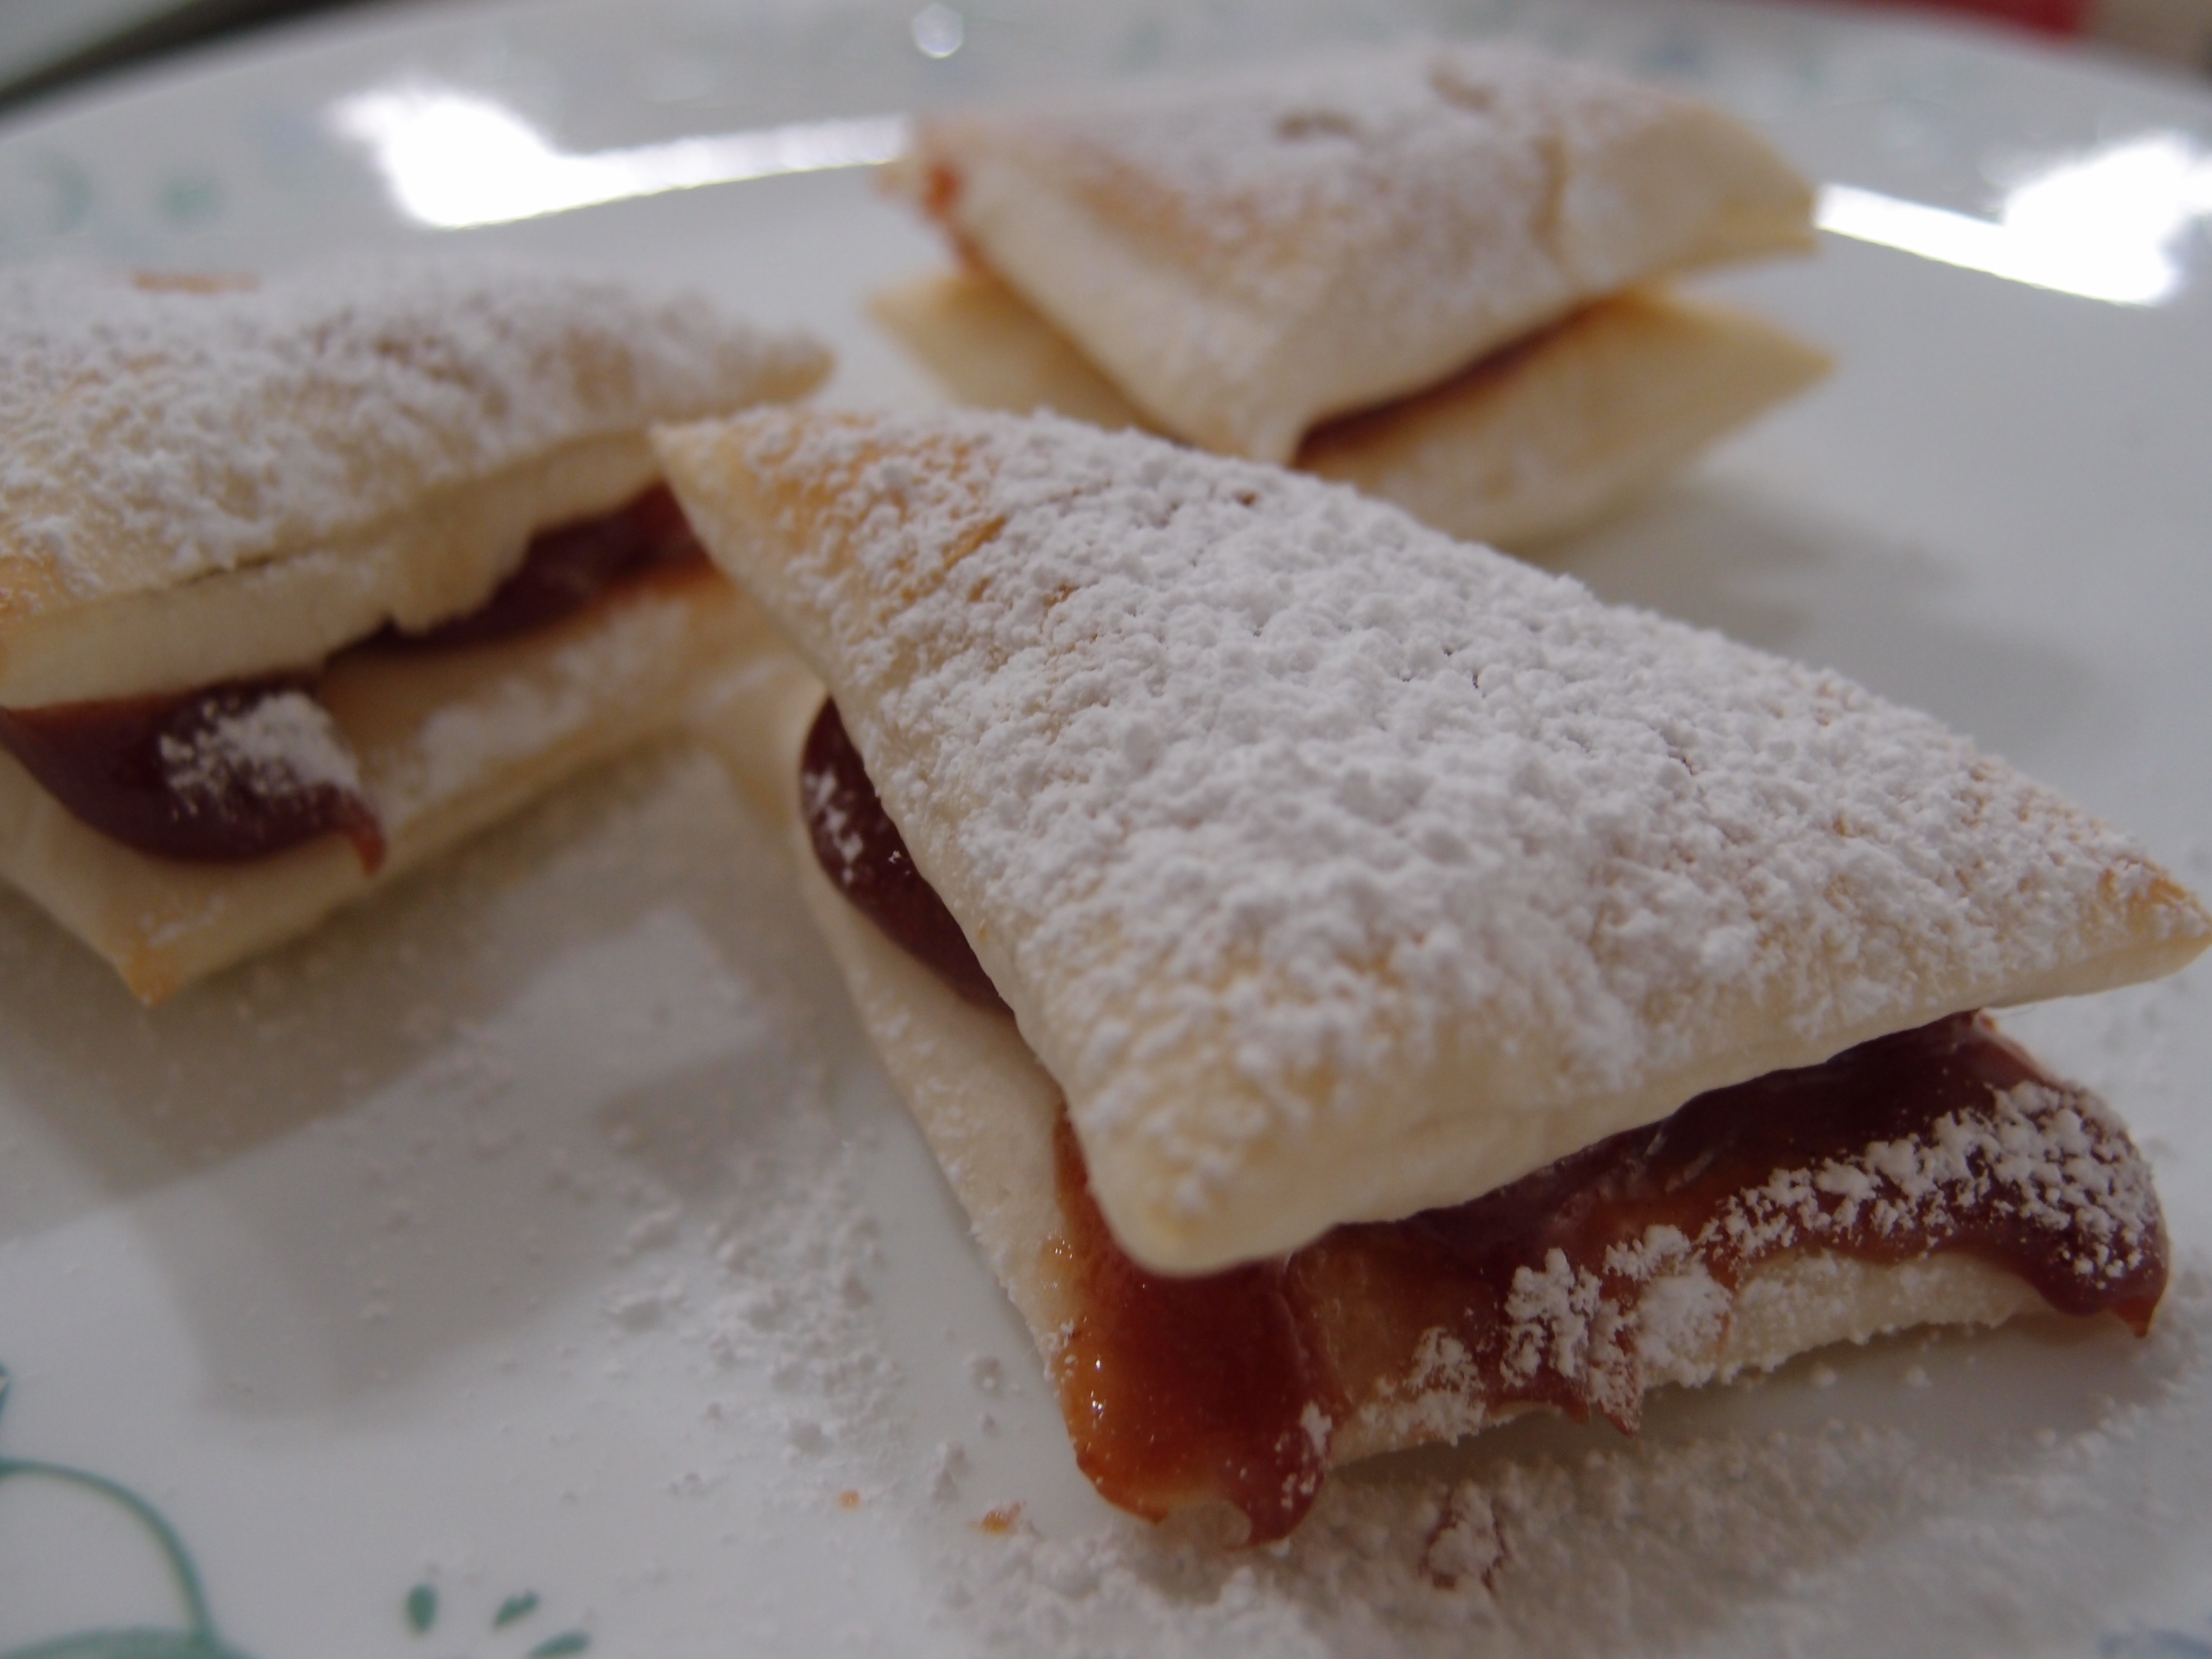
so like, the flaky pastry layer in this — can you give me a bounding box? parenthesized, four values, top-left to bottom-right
(658, 408, 2210, 1274)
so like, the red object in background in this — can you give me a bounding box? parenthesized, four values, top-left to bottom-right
(1850, 0, 2090, 35)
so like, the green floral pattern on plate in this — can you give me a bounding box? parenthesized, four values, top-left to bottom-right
(0, 1366, 253, 1659)
(401, 1581, 588, 1657)
(1, 1366, 589, 1659)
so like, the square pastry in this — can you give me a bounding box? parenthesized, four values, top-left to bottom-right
(0, 260, 827, 1000)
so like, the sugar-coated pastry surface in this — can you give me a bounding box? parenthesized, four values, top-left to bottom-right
(658, 408, 2210, 1274)
(0, 260, 828, 703)
(890, 44, 1815, 462)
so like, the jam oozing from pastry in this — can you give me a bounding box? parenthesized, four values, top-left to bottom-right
(0, 486, 708, 868)
(800, 699, 1010, 1012)
(1053, 1014, 2164, 1540)
(800, 697, 2170, 1543)
(1048, 1113, 1346, 1540)
(0, 676, 385, 869)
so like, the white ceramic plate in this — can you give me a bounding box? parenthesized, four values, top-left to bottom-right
(2, 2, 2210, 1654)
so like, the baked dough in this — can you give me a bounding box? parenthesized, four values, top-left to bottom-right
(0, 258, 828, 999)
(871, 267, 1832, 548)
(681, 569, 2121, 1535)
(868, 267, 1152, 435)
(880, 42, 1818, 468)
(657, 407, 2210, 1275)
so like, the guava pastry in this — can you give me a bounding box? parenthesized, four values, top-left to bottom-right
(659, 407, 2206, 1540)
(875, 44, 1830, 548)
(0, 259, 827, 1001)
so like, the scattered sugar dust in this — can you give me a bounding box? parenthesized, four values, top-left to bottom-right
(680, 1090, 903, 1488)
(546, 896, 908, 1506)
(481, 752, 2212, 1656)
(908, 1273, 2212, 1658)
(158, 687, 361, 806)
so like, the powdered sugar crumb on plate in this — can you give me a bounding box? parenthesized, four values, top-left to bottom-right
(905, 1273, 2212, 1658)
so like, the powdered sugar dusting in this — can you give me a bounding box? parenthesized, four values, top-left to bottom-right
(979, 44, 1689, 293)
(0, 257, 823, 608)
(368, 583, 701, 833)
(1356, 1061, 2163, 1449)
(686, 1098, 902, 1484)
(712, 409, 2205, 1252)
(1724, 1080, 2161, 1292)
(159, 687, 361, 807)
